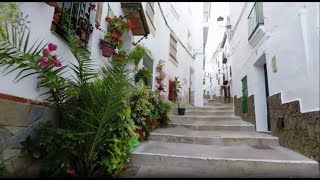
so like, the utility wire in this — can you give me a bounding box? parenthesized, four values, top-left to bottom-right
(157, 2, 196, 60)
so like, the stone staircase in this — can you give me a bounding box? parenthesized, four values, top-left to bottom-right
(124, 103, 320, 178)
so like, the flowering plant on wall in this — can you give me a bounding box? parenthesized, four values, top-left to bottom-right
(99, 16, 134, 57)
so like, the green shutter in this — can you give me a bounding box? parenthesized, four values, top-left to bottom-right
(241, 76, 248, 113)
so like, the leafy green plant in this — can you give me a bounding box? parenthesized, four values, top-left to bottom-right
(130, 81, 154, 139)
(1, 18, 135, 177)
(173, 76, 182, 108)
(127, 44, 151, 66)
(0, 2, 19, 39)
(134, 67, 152, 86)
(158, 101, 172, 126)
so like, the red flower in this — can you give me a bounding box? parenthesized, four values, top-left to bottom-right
(66, 168, 77, 176)
(54, 60, 62, 67)
(48, 43, 57, 51)
(105, 17, 112, 24)
(112, 33, 121, 42)
(128, 21, 134, 30)
(91, 4, 96, 11)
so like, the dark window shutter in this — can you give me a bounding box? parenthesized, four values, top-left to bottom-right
(241, 76, 248, 113)
(168, 80, 174, 101)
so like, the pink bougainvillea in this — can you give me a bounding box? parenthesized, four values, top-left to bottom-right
(40, 57, 49, 67)
(42, 49, 51, 57)
(48, 43, 57, 51)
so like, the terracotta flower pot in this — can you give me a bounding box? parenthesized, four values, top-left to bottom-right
(101, 42, 115, 57)
(156, 66, 162, 72)
(156, 78, 161, 84)
(45, 2, 59, 7)
(81, 31, 86, 42)
(113, 54, 125, 61)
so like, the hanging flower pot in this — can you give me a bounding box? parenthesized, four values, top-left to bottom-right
(156, 66, 163, 72)
(112, 54, 125, 61)
(81, 30, 87, 42)
(45, 2, 59, 7)
(100, 42, 115, 57)
(156, 77, 162, 84)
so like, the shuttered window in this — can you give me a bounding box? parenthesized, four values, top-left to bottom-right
(241, 76, 248, 113)
(170, 35, 178, 61)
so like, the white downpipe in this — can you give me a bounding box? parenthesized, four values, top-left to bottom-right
(299, 7, 311, 78)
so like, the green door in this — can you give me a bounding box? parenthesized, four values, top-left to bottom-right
(241, 76, 248, 113)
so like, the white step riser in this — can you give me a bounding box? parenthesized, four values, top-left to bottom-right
(132, 154, 319, 178)
(149, 134, 279, 147)
(168, 124, 256, 131)
(189, 107, 234, 111)
(185, 111, 234, 116)
(169, 116, 241, 122)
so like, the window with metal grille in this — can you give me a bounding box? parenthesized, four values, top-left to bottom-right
(168, 79, 175, 101)
(143, 55, 153, 88)
(241, 76, 248, 113)
(51, 2, 93, 45)
(170, 34, 178, 61)
(248, 2, 264, 40)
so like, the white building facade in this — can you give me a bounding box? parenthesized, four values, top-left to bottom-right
(228, 2, 320, 163)
(0, 2, 204, 107)
(204, 2, 233, 104)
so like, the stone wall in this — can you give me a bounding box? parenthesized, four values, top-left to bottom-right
(268, 93, 320, 163)
(0, 93, 58, 176)
(233, 95, 256, 125)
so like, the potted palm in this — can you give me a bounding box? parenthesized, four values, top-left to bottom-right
(173, 77, 185, 115)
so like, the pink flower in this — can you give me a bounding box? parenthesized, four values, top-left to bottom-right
(54, 59, 62, 67)
(66, 168, 77, 176)
(52, 55, 58, 61)
(42, 49, 51, 56)
(48, 43, 57, 51)
(40, 57, 49, 67)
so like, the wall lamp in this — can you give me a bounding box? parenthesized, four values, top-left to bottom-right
(217, 16, 231, 29)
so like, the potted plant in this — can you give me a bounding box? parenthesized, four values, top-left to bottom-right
(112, 49, 127, 61)
(156, 76, 162, 84)
(135, 68, 152, 86)
(156, 60, 165, 72)
(173, 77, 186, 115)
(100, 16, 134, 57)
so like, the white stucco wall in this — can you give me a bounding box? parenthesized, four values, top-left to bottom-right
(0, 2, 204, 107)
(228, 2, 320, 112)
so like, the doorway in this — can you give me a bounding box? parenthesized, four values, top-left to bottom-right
(253, 53, 270, 132)
(263, 64, 271, 131)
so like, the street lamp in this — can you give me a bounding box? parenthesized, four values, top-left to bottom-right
(217, 16, 231, 29)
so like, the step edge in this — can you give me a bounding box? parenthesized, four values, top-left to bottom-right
(150, 133, 279, 140)
(132, 152, 319, 164)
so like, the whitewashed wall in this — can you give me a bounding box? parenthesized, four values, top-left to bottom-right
(229, 2, 320, 112)
(0, 2, 204, 107)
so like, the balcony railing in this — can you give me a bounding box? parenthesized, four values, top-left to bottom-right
(248, 2, 264, 40)
(222, 52, 227, 64)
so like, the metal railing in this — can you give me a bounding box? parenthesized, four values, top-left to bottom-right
(248, 2, 264, 40)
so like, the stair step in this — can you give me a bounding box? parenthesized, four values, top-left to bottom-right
(149, 127, 279, 146)
(169, 115, 241, 122)
(169, 119, 255, 131)
(131, 141, 319, 178)
(185, 110, 234, 116)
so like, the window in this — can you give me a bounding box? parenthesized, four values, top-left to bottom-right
(248, 2, 264, 40)
(170, 4, 179, 21)
(51, 2, 93, 45)
(241, 76, 248, 113)
(168, 79, 175, 101)
(187, 29, 192, 51)
(146, 2, 155, 26)
(170, 34, 178, 61)
(230, 67, 232, 77)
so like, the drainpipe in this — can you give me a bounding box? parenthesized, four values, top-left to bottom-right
(298, 6, 311, 78)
